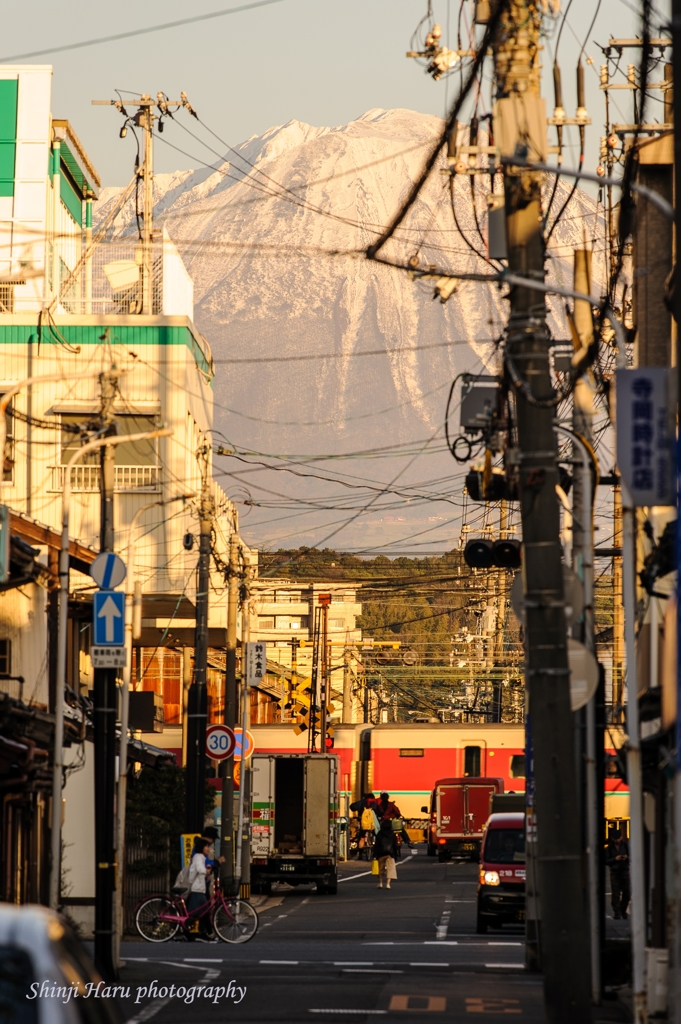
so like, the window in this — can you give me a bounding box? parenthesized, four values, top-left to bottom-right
(276, 616, 308, 630)
(258, 617, 275, 629)
(464, 745, 481, 777)
(510, 754, 526, 778)
(61, 414, 157, 466)
(484, 828, 525, 864)
(329, 618, 346, 629)
(0, 639, 10, 675)
(0, 284, 14, 312)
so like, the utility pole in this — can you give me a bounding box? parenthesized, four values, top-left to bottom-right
(672, 5, 681, 1018)
(239, 568, 254, 897)
(495, 2, 592, 1018)
(94, 367, 118, 981)
(185, 446, 212, 834)
(220, 524, 240, 895)
(342, 646, 352, 723)
(92, 93, 195, 314)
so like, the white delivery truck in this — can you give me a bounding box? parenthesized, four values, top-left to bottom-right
(250, 753, 339, 895)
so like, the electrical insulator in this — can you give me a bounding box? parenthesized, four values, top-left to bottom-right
(627, 65, 637, 87)
(600, 65, 608, 87)
(607, 134, 619, 149)
(454, 159, 467, 174)
(599, 136, 608, 160)
(596, 165, 606, 177)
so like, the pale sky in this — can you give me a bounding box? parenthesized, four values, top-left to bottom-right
(2, 0, 663, 189)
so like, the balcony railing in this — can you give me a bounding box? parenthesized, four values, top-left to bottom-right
(49, 465, 160, 493)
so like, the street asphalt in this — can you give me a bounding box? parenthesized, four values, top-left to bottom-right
(109, 850, 631, 1023)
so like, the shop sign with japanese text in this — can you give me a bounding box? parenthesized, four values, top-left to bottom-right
(616, 368, 675, 507)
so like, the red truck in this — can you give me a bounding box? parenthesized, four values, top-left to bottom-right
(423, 777, 504, 861)
(476, 811, 526, 933)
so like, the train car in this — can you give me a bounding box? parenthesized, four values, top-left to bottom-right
(248, 722, 527, 818)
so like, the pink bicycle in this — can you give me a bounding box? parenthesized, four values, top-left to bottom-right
(135, 887, 258, 944)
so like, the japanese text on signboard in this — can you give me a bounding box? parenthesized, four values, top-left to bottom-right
(245, 641, 267, 686)
(616, 368, 675, 507)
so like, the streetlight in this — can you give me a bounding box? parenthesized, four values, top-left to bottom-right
(49, 426, 172, 910)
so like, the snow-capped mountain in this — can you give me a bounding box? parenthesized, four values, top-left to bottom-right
(97, 108, 602, 551)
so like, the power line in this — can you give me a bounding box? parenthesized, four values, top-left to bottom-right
(0, 0, 290, 62)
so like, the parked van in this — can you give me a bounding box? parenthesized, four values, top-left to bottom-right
(476, 811, 526, 933)
(423, 777, 504, 861)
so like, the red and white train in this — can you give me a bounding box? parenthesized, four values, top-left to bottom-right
(248, 722, 630, 822)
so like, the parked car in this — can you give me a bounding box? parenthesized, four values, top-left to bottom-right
(0, 904, 123, 1024)
(476, 811, 526, 933)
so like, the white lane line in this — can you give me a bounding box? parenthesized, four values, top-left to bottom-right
(423, 941, 458, 945)
(487, 942, 522, 946)
(339, 855, 414, 884)
(338, 870, 373, 882)
(485, 963, 526, 969)
(184, 958, 223, 962)
(342, 969, 403, 974)
(124, 957, 149, 961)
(409, 962, 449, 967)
(125, 964, 220, 1024)
(260, 959, 299, 964)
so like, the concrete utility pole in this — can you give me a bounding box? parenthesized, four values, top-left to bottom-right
(672, 6, 681, 1017)
(92, 93, 195, 314)
(220, 524, 240, 894)
(495, 2, 592, 1018)
(185, 446, 212, 834)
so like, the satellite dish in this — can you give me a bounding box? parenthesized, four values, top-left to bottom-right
(511, 565, 584, 627)
(568, 639, 599, 710)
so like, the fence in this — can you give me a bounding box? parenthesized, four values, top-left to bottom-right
(123, 827, 172, 936)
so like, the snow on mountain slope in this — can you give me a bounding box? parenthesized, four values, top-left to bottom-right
(97, 108, 602, 550)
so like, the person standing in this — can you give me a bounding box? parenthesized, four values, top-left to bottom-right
(605, 828, 631, 920)
(187, 838, 215, 940)
(374, 819, 398, 890)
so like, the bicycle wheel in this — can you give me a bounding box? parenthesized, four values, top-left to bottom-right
(135, 897, 181, 943)
(213, 899, 258, 944)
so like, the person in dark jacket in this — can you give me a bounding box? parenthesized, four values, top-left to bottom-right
(605, 829, 631, 920)
(374, 819, 398, 889)
(376, 791, 414, 849)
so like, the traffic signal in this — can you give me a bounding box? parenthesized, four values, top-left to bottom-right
(465, 467, 518, 502)
(325, 726, 335, 751)
(464, 538, 521, 570)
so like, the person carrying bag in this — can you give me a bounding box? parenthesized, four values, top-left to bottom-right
(374, 819, 399, 890)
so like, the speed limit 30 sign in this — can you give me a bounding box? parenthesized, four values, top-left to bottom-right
(205, 724, 236, 761)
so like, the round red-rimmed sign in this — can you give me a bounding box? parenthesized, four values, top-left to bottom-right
(205, 724, 236, 761)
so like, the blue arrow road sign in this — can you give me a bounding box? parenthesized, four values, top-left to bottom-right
(93, 590, 125, 646)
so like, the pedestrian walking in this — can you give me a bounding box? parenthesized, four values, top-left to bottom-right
(376, 791, 414, 849)
(374, 819, 398, 890)
(605, 828, 631, 920)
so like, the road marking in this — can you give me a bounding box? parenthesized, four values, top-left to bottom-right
(184, 958, 223, 962)
(342, 969, 403, 974)
(124, 957, 149, 961)
(309, 1012, 388, 1016)
(389, 995, 447, 1012)
(260, 959, 299, 964)
(466, 998, 522, 1014)
(338, 870, 373, 882)
(424, 941, 458, 945)
(487, 942, 522, 946)
(484, 963, 526, 969)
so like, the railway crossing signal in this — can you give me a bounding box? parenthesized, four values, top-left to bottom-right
(464, 537, 521, 570)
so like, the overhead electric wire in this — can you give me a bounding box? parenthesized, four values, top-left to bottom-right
(0, 0, 290, 61)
